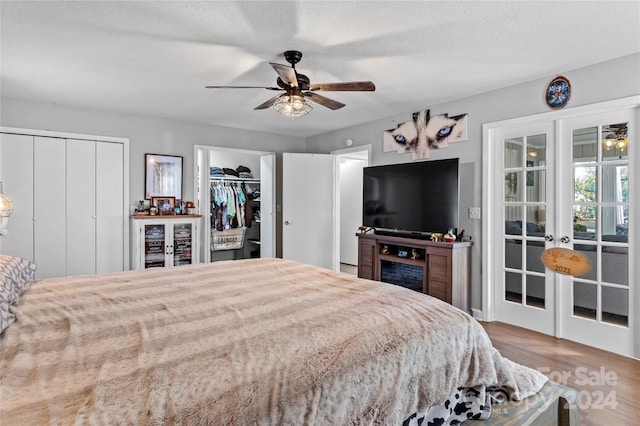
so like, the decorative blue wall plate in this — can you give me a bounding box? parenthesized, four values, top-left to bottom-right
(545, 76, 571, 109)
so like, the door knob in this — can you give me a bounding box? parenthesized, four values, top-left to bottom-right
(284, 220, 290, 225)
(544, 235, 554, 241)
(560, 236, 571, 243)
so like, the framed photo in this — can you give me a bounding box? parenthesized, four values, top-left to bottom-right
(145, 154, 183, 199)
(505, 172, 518, 196)
(151, 196, 176, 215)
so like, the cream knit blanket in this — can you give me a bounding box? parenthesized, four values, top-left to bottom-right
(1, 258, 546, 425)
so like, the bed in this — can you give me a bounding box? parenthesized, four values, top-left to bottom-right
(1, 256, 551, 424)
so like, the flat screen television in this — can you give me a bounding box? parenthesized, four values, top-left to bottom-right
(362, 158, 459, 235)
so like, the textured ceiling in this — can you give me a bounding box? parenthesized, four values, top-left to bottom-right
(1, 1, 639, 138)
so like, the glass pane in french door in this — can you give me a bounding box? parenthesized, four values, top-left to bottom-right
(503, 133, 548, 309)
(570, 123, 629, 327)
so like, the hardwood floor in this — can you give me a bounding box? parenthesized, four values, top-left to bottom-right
(339, 262, 358, 275)
(482, 322, 639, 426)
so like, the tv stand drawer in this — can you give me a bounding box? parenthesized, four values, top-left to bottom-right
(429, 279, 450, 303)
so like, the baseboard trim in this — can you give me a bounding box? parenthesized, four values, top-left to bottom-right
(471, 308, 483, 321)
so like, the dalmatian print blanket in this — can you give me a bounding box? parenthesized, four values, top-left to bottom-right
(404, 385, 515, 425)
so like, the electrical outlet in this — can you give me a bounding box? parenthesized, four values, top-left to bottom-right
(469, 207, 481, 220)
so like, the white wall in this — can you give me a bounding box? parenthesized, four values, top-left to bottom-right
(0, 98, 306, 208)
(339, 157, 366, 265)
(208, 151, 262, 178)
(306, 53, 640, 311)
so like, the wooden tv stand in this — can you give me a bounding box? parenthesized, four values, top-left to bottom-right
(357, 232, 472, 312)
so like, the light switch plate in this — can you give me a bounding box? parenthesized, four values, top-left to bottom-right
(469, 207, 481, 220)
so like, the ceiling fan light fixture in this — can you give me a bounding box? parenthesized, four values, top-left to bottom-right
(602, 134, 616, 151)
(614, 137, 629, 151)
(273, 94, 312, 118)
(602, 123, 629, 153)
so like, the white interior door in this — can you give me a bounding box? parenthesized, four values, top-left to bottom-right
(195, 146, 209, 262)
(557, 109, 634, 355)
(493, 122, 556, 336)
(282, 153, 337, 270)
(260, 153, 275, 258)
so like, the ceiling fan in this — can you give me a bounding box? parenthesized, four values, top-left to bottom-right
(205, 50, 375, 117)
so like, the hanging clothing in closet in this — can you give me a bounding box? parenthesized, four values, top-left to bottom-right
(210, 181, 252, 231)
(242, 182, 254, 227)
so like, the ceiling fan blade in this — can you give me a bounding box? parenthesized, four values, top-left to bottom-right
(269, 63, 298, 88)
(303, 92, 345, 110)
(205, 85, 281, 90)
(308, 81, 376, 92)
(254, 94, 284, 110)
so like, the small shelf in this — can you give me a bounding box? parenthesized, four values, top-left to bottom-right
(378, 254, 425, 268)
(132, 214, 202, 220)
(247, 239, 261, 245)
(132, 216, 200, 270)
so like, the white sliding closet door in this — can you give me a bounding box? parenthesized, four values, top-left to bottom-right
(96, 141, 125, 273)
(67, 139, 97, 276)
(1, 129, 128, 278)
(34, 137, 66, 279)
(0, 134, 34, 260)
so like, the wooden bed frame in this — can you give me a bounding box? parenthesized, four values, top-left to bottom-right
(467, 381, 579, 425)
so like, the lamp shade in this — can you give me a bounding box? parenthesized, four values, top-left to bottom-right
(602, 134, 616, 151)
(273, 94, 312, 117)
(0, 182, 13, 218)
(614, 137, 629, 151)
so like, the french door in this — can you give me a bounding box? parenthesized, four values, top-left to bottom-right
(490, 105, 635, 356)
(557, 110, 633, 354)
(493, 122, 556, 336)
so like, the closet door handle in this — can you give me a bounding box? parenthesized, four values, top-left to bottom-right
(544, 235, 554, 241)
(284, 220, 291, 225)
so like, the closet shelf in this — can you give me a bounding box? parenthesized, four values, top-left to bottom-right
(210, 177, 259, 183)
